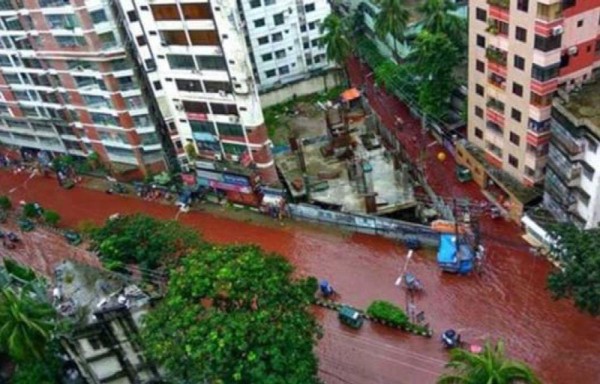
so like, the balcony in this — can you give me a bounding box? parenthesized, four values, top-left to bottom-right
(487, 0, 510, 22)
(550, 122, 583, 158)
(545, 173, 576, 209)
(486, 47, 508, 67)
(531, 78, 558, 95)
(547, 146, 581, 186)
(486, 108, 505, 127)
(488, 73, 506, 91)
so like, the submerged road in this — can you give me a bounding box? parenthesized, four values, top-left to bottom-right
(1, 171, 600, 383)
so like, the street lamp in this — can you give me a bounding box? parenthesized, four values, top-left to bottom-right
(395, 249, 417, 322)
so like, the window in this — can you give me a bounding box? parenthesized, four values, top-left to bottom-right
(476, 84, 484, 96)
(98, 31, 117, 49)
(512, 82, 523, 97)
(476, 8, 486, 22)
(217, 122, 243, 137)
(531, 63, 560, 81)
(475, 106, 483, 118)
(534, 34, 561, 52)
(476, 60, 485, 73)
(127, 10, 138, 22)
(46, 14, 79, 29)
(88, 336, 105, 351)
(204, 81, 232, 93)
(514, 55, 525, 70)
(190, 120, 215, 134)
(167, 54, 195, 69)
(475, 127, 483, 139)
(265, 0, 275, 5)
(586, 138, 598, 153)
(196, 55, 226, 70)
(275, 49, 286, 59)
(133, 114, 152, 128)
(56, 36, 86, 48)
(511, 108, 522, 122)
(273, 13, 284, 25)
(508, 155, 519, 168)
(476, 35, 485, 48)
(265, 69, 276, 78)
(509, 132, 520, 146)
(258, 36, 269, 45)
(188, 31, 219, 45)
(0, 55, 11, 67)
(262, 53, 273, 61)
(515, 27, 527, 42)
(151, 4, 180, 20)
(181, 4, 212, 20)
(90, 112, 118, 127)
(272, 32, 283, 42)
(250, 0, 261, 8)
(583, 165, 595, 181)
(90, 9, 108, 24)
(210, 103, 238, 115)
(176, 79, 202, 92)
(304, 3, 315, 12)
(279, 65, 290, 75)
(160, 30, 188, 45)
(254, 18, 265, 28)
(153, 81, 162, 91)
(577, 19, 583, 27)
(517, 0, 528, 12)
(136, 35, 146, 46)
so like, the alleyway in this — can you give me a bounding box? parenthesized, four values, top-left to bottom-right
(1, 171, 600, 383)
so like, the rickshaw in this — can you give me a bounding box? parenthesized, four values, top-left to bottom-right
(338, 306, 364, 329)
(18, 218, 34, 231)
(456, 165, 472, 183)
(64, 230, 82, 246)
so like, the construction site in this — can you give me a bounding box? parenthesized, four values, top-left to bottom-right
(275, 88, 417, 216)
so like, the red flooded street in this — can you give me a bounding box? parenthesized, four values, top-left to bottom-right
(2, 171, 600, 383)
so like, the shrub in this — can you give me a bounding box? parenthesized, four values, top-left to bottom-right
(77, 219, 98, 235)
(43, 210, 61, 226)
(366, 300, 409, 327)
(22, 203, 40, 218)
(0, 195, 11, 210)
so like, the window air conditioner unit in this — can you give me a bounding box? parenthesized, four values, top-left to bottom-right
(568, 46, 578, 55)
(231, 154, 239, 162)
(551, 26, 564, 36)
(175, 103, 184, 111)
(214, 153, 222, 161)
(218, 90, 226, 97)
(229, 116, 239, 123)
(76, 66, 85, 71)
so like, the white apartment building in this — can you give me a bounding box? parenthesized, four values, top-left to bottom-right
(0, 0, 170, 176)
(240, 0, 332, 91)
(114, 0, 278, 184)
(545, 81, 600, 229)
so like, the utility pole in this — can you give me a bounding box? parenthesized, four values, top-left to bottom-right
(395, 249, 415, 321)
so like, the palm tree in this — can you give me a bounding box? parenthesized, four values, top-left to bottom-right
(418, 0, 465, 51)
(320, 14, 352, 84)
(374, 0, 410, 61)
(0, 287, 56, 362)
(438, 340, 541, 384)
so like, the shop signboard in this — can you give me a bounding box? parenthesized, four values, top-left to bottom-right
(196, 169, 223, 181)
(222, 173, 250, 186)
(209, 180, 251, 194)
(187, 113, 207, 121)
(195, 160, 216, 170)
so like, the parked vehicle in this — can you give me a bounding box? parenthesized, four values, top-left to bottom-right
(456, 165, 472, 183)
(64, 230, 82, 246)
(441, 329, 462, 349)
(319, 280, 335, 298)
(18, 218, 34, 231)
(338, 306, 364, 329)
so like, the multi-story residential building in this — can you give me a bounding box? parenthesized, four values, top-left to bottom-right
(467, 0, 600, 189)
(544, 81, 600, 229)
(0, 0, 169, 176)
(241, 0, 332, 91)
(113, 0, 278, 193)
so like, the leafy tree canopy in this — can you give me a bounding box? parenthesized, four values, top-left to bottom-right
(141, 245, 320, 384)
(547, 224, 600, 315)
(90, 214, 203, 271)
(438, 340, 540, 384)
(410, 31, 459, 119)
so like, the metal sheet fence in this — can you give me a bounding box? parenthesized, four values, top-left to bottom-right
(288, 203, 440, 246)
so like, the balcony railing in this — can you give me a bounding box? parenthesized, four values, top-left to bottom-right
(487, 0, 509, 9)
(486, 47, 508, 66)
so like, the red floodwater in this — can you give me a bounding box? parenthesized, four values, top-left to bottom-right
(1, 171, 599, 383)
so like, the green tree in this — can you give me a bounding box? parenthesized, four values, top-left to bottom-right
(546, 224, 600, 315)
(0, 287, 56, 362)
(375, 0, 410, 61)
(410, 31, 459, 119)
(320, 14, 352, 83)
(11, 341, 62, 384)
(90, 214, 203, 271)
(0, 196, 11, 211)
(142, 245, 320, 384)
(43, 210, 61, 227)
(438, 340, 540, 384)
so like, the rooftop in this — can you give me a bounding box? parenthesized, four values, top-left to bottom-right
(53, 261, 151, 327)
(555, 80, 600, 138)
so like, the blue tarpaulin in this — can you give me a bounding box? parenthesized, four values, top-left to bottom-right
(437, 234, 474, 274)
